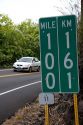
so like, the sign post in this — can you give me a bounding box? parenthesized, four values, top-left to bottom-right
(39, 15, 79, 93)
(73, 94, 79, 125)
(39, 93, 54, 125)
(39, 15, 79, 125)
(45, 104, 49, 125)
(39, 93, 54, 105)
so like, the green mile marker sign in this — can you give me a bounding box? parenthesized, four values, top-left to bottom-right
(39, 15, 79, 93)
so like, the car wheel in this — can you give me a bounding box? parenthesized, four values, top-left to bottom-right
(37, 66, 40, 72)
(13, 69, 17, 72)
(29, 67, 32, 73)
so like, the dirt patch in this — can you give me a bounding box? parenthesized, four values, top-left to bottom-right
(2, 94, 75, 125)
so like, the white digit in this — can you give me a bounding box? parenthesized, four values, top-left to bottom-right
(65, 32, 70, 49)
(45, 53, 54, 70)
(44, 95, 48, 103)
(47, 33, 51, 49)
(67, 72, 72, 89)
(46, 73, 55, 89)
(64, 52, 73, 69)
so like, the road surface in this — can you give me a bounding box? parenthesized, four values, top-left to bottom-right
(0, 69, 41, 124)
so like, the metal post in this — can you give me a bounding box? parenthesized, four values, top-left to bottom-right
(45, 104, 49, 125)
(73, 94, 79, 125)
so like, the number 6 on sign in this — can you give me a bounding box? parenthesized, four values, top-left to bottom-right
(64, 52, 73, 69)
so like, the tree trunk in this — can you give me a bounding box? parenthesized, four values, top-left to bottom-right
(79, 0, 83, 61)
(81, 0, 83, 20)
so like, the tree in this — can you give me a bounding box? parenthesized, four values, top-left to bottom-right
(54, 0, 81, 18)
(79, 0, 83, 60)
(17, 20, 40, 58)
(0, 14, 40, 68)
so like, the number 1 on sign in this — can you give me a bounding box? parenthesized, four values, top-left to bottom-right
(67, 72, 72, 89)
(47, 33, 51, 50)
(65, 32, 70, 49)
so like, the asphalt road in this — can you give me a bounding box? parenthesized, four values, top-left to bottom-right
(0, 69, 41, 124)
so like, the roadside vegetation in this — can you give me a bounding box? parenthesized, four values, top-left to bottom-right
(2, 95, 74, 125)
(0, 14, 40, 68)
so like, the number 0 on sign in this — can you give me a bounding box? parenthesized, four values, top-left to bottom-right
(39, 15, 79, 93)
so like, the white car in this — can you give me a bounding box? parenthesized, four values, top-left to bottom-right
(13, 57, 40, 72)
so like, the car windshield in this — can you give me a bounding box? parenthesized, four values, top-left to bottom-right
(18, 57, 32, 63)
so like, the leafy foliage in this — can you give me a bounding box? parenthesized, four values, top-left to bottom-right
(0, 14, 40, 68)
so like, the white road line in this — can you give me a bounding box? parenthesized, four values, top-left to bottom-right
(0, 73, 31, 78)
(0, 81, 41, 96)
